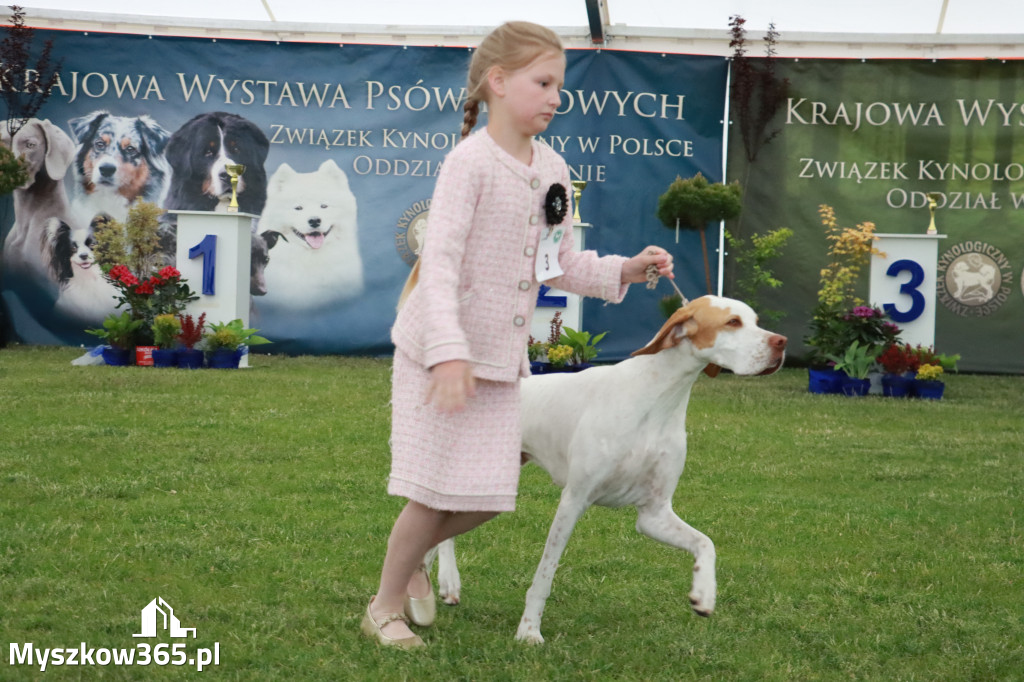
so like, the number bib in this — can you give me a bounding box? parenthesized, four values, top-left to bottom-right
(535, 227, 565, 282)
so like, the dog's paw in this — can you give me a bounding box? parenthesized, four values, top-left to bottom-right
(437, 577, 461, 605)
(688, 588, 716, 617)
(515, 620, 544, 645)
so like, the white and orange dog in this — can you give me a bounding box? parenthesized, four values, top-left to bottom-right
(431, 295, 787, 643)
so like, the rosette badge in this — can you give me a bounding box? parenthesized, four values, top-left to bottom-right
(545, 183, 568, 226)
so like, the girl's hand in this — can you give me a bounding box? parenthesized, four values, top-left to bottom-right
(622, 246, 674, 284)
(426, 360, 476, 413)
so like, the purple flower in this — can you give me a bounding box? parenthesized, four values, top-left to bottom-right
(851, 306, 876, 318)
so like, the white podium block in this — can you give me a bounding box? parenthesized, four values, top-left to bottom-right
(869, 233, 946, 348)
(531, 223, 589, 343)
(173, 211, 256, 366)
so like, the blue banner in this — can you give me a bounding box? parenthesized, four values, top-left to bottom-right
(0, 30, 727, 359)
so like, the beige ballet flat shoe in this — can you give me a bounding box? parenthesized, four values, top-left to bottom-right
(361, 598, 425, 649)
(404, 565, 436, 627)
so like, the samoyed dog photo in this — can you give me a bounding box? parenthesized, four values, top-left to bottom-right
(256, 159, 364, 310)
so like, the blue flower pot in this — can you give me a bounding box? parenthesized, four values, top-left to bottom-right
(840, 376, 871, 397)
(177, 348, 204, 369)
(101, 346, 132, 366)
(914, 379, 945, 400)
(881, 373, 914, 398)
(808, 367, 843, 394)
(208, 348, 241, 369)
(152, 348, 178, 368)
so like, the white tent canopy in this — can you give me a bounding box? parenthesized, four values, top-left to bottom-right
(14, 0, 1024, 58)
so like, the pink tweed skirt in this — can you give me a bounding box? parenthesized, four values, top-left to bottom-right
(388, 350, 522, 512)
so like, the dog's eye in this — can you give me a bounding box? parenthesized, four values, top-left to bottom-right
(94, 139, 106, 151)
(726, 318, 742, 328)
(320, 204, 327, 209)
(294, 206, 303, 211)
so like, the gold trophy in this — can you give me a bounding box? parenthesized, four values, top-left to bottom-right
(226, 163, 246, 212)
(571, 180, 587, 223)
(926, 192, 940, 235)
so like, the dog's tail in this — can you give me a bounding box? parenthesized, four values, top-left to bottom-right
(396, 259, 420, 312)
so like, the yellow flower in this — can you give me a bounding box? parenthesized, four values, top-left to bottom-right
(546, 344, 574, 368)
(916, 364, 944, 381)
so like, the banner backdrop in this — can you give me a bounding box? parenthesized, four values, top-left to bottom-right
(0, 30, 727, 359)
(727, 59, 1024, 374)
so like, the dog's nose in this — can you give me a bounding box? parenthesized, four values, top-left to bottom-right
(99, 163, 116, 178)
(308, 217, 321, 228)
(768, 334, 787, 350)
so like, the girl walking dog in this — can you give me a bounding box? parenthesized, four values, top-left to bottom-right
(363, 21, 675, 648)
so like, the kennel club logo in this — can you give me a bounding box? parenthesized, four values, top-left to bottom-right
(395, 199, 431, 266)
(937, 241, 1013, 317)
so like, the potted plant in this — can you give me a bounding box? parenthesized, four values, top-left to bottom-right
(175, 312, 206, 369)
(545, 344, 574, 371)
(86, 311, 145, 366)
(656, 172, 742, 294)
(204, 319, 270, 369)
(151, 313, 181, 368)
(807, 304, 900, 394)
(877, 343, 919, 397)
(805, 205, 887, 393)
(559, 326, 607, 370)
(914, 363, 945, 400)
(528, 338, 549, 374)
(826, 340, 878, 397)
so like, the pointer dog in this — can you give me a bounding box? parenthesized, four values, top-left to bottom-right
(429, 295, 787, 643)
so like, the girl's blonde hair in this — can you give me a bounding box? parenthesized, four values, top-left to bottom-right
(461, 21, 564, 140)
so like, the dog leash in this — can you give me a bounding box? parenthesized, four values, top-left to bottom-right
(645, 250, 689, 306)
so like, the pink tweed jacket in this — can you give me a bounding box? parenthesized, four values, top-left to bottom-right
(392, 128, 629, 382)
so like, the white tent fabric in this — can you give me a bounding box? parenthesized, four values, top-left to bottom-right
(14, 1, 1024, 59)
(13, 0, 1024, 35)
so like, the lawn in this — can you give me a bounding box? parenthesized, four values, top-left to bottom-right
(1, 345, 1022, 681)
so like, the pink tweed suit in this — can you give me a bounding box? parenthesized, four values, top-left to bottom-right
(389, 128, 629, 512)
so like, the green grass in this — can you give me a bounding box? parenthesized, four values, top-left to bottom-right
(1, 345, 1022, 681)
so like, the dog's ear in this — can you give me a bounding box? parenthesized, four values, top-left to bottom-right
(703, 363, 721, 378)
(46, 218, 74, 283)
(261, 230, 283, 250)
(134, 115, 172, 156)
(630, 305, 697, 357)
(317, 159, 351, 190)
(268, 163, 296, 195)
(68, 110, 107, 143)
(39, 119, 75, 180)
(0, 119, 13, 148)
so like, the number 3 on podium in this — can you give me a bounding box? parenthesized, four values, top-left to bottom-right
(883, 259, 926, 323)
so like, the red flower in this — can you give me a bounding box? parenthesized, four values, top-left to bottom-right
(158, 266, 181, 280)
(108, 264, 131, 280)
(120, 273, 139, 287)
(134, 280, 156, 295)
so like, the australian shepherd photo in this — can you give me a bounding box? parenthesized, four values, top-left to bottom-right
(67, 110, 172, 222)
